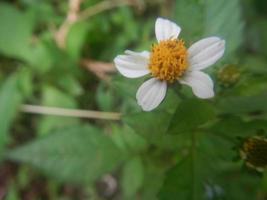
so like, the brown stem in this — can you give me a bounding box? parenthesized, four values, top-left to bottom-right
(21, 104, 122, 121)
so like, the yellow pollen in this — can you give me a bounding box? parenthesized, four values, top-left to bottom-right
(148, 39, 188, 82)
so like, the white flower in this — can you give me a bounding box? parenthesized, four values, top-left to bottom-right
(114, 18, 225, 111)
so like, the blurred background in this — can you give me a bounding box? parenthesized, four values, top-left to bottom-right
(0, 0, 267, 199)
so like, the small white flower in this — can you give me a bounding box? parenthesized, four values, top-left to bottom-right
(114, 18, 225, 111)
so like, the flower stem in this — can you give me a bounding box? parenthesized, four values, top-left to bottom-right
(21, 104, 121, 121)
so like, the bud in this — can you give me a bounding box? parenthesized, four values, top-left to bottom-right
(240, 136, 267, 172)
(217, 64, 240, 87)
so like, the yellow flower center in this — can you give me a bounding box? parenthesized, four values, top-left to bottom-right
(148, 39, 188, 82)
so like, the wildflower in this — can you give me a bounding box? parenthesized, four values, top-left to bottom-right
(240, 136, 267, 172)
(114, 18, 225, 111)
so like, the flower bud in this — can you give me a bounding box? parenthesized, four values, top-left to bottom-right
(217, 64, 240, 87)
(239, 136, 267, 172)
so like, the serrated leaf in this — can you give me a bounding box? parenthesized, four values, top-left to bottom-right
(167, 99, 215, 134)
(124, 99, 215, 149)
(0, 74, 22, 154)
(158, 130, 234, 200)
(7, 125, 124, 184)
(124, 111, 183, 149)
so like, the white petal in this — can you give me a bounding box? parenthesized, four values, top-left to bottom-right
(155, 18, 181, 42)
(188, 37, 225, 70)
(125, 50, 150, 58)
(114, 50, 150, 78)
(136, 78, 167, 111)
(179, 71, 214, 99)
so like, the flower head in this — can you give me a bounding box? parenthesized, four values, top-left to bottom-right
(114, 18, 225, 111)
(240, 136, 267, 172)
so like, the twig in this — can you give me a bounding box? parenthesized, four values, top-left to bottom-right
(78, 0, 133, 21)
(80, 59, 115, 82)
(21, 104, 121, 121)
(54, 0, 81, 48)
(55, 0, 134, 49)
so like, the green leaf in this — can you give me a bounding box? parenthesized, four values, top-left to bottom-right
(7, 125, 124, 184)
(140, 160, 166, 200)
(121, 156, 144, 198)
(158, 130, 234, 200)
(124, 111, 182, 149)
(216, 92, 267, 114)
(124, 99, 215, 149)
(57, 75, 83, 96)
(66, 21, 90, 61)
(17, 67, 33, 98)
(242, 55, 267, 74)
(172, 0, 244, 58)
(26, 39, 54, 73)
(167, 99, 215, 134)
(0, 3, 34, 59)
(204, 0, 244, 57)
(158, 156, 205, 200)
(96, 83, 114, 111)
(111, 125, 147, 153)
(0, 74, 22, 154)
(37, 86, 79, 136)
(172, 0, 204, 42)
(208, 116, 267, 138)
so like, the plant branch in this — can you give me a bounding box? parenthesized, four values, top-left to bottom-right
(54, 0, 81, 48)
(21, 104, 121, 121)
(78, 0, 133, 21)
(54, 0, 135, 48)
(80, 59, 115, 82)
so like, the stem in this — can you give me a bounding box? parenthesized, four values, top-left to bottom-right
(78, 0, 132, 21)
(191, 131, 196, 200)
(21, 104, 121, 121)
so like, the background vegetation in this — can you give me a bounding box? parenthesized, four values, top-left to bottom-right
(0, 0, 267, 199)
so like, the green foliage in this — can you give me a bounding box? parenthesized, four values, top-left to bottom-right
(0, 73, 22, 155)
(204, 0, 244, 57)
(216, 92, 267, 114)
(167, 99, 215, 134)
(37, 86, 79, 136)
(125, 98, 215, 149)
(173, 0, 243, 59)
(7, 125, 124, 184)
(0, 0, 266, 199)
(172, 0, 204, 42)
(96, 83, 114, 111)
(66, 21, 90, 61)
(121, 156, 144, 198)
(159, 156, 205, 200)
(0, 3, 34, 60)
